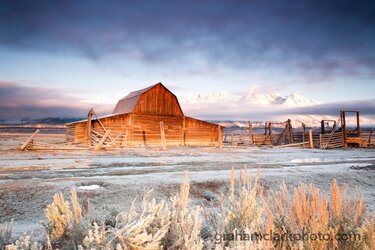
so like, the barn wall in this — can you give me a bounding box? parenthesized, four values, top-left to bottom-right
(66, 124, 75, 143)
(130, 114, 183, 146)
(91, 114, 131, 134)
(184, 116, 221, 146)
(90, 114, 131, 146)
(67, 114, 222, 147)
(66, 114, 131, 144)
(133, 84, 183, 116)
(67, 122, 86, 144)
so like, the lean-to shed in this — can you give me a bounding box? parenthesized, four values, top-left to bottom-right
(66, 83, 223, 147)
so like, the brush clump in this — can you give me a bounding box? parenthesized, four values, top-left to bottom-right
(2, 167, 375, 250)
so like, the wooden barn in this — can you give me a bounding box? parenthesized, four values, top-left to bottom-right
(66, 83, 223, 148)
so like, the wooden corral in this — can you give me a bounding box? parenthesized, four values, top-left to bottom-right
(227, 110, 374, 149)
(319, 110, 374, 149)
(66, 83, 223, 149)
(248, 120, 306, 147)
(361, 130, 375, 148)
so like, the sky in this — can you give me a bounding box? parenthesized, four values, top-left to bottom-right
(0, 0, 374, 121)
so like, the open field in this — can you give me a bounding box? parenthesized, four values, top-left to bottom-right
(1, 132, 375, 241)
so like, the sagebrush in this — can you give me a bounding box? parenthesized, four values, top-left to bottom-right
(2, 167, 375, 250)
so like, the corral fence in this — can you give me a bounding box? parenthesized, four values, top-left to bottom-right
(224, 120, 318, 148)
(319, 130, 375, 149)
(361, 130, 375, 147)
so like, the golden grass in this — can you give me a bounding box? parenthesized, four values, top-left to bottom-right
(3, 166, 375, 250)
(4, 235, 43, 250)
(44, 192, 72, 240)
(71, 187, 82, 225)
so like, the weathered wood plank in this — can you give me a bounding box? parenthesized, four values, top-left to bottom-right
(94, 130, 111, 151)
(248, 122, 253, 145)
(274, 142, 309, 148)
(20, 129, 40, 151)
(309, 129, 314, 149)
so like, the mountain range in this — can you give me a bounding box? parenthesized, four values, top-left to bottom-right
(1, 87, 373, 127)
(183, 87, 374, 127)
(184, 86, 320, 107)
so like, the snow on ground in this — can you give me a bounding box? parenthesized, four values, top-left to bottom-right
(77, 184, 102, 191)
(0, 133, 375, 238)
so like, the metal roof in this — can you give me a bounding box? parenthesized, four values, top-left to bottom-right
(112, 83, 158, 115)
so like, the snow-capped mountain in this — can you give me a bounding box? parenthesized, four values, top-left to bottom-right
(182, 87, 375, 127)
(240, 87, 285, 105)
(240, 87, 320, 107)
(184, 86, 320, 107)
(283, 92, 321, 107)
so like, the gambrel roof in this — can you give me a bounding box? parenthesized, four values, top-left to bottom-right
(66, 82, 184, 125)
(112, 82, 183, 115)
(112, 84, 156, 114)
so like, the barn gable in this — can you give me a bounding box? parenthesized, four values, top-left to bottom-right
(112, 83, 183, 116)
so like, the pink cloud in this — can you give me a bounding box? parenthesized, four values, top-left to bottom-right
(0, 81, 112, 120)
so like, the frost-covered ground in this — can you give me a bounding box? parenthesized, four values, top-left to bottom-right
(1, 133, 375, 238)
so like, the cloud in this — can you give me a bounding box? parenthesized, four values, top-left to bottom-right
(0, 81, 112, 120)
(0, 0, 374, 80)
(1, 81, 374, 124)
(278, 99, 375, 117)
(182, 98, 375, 121)
(182, 102, 286, 120)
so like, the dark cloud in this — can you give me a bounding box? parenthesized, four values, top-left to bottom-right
(0, 0, 374, 78)
(0, 81, 112, 120)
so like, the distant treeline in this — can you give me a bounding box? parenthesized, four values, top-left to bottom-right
(0, 117, 84, 125)
(0, 126, 66, 134)
(20, 117, 84, 124)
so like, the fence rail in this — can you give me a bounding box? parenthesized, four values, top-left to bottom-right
(319, 132, 345, 149)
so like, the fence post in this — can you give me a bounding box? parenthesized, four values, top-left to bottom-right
(249, 122, 253, 145)
(160, 121, 167, 150)
(288, 119, 293, 144)
(86, 108, 93, 147)
(302, 123, 306, 146)
(309, 129, 314, 149)
(216, 125, 223, 148)
(269, 122, 273, 145)
(181, 116, 185, 146)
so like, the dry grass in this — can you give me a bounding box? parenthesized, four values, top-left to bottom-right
(4, 235, 43, 250)
(0, 182, 53, 218)
(0, 219, 13, 246)
(166, 175, 203, 249)
(3, 166, 375, 250)
(44, 192, 72, 240)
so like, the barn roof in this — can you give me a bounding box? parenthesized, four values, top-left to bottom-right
(112, 82, 183, 115)
(67, 82, 203, 125)
(112, 84, 156, 115)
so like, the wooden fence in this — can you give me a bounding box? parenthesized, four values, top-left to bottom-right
(319, 131, 345, 149)
(293, 130, 321, 148)
(361, 130, 375, 148)
(319, 130, 374, 149)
